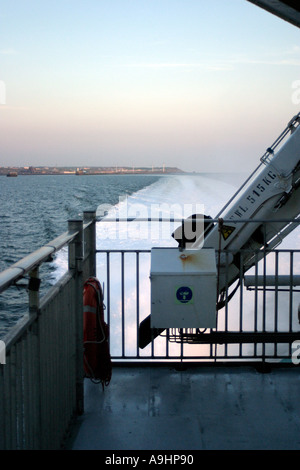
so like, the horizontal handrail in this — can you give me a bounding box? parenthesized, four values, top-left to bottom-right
(244, 275, 300, 287)
(1, 216, 299, 294)
(0, 227, 80, 294)
(96, 249, 151, 253)
(97, 217, 300, 223)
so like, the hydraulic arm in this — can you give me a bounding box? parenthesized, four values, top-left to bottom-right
(139, 113, 300, 349)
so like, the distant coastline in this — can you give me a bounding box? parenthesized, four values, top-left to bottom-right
(1, 166, 185, 176)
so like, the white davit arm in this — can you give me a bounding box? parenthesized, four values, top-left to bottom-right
(139, 113, 300, 348)
(191, 112, 300, 296)
(193, 112, 300, 252)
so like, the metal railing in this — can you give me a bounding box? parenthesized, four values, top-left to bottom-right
(0, 212, 299, 448)
(96, 246, 300, 362)
(0, 211, 96, 450)
(95, 215, 300, 362)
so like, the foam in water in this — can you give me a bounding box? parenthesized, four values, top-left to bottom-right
(54, 174, 236, 273)
(53, 174, 299, 358)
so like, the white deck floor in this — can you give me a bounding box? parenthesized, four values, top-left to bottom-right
(70, 365, 300, 450)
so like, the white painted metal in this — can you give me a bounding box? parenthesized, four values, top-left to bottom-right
(194, 114, 300, 252)
(244, 274, 300, 287)
(147, 115, 300, 332)
(150, 248, 217, 328)
(138, 114, 300, 345)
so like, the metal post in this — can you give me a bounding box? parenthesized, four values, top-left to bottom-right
(28, 266, 42, 447)
(68, 220, 83, 271)
(29, 267, 40, 314)
(83, 210, 96, 277)
(68, 219, 84, 416)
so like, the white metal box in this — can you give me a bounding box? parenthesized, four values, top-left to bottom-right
(150, 248, 217, 328)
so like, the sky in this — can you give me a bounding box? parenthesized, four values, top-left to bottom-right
(0, 0, 299, 172)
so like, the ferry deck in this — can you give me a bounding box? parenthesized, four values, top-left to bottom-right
(70, 364, 300, 450)
(1, 0, 300, 453)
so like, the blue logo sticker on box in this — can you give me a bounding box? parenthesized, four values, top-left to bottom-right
(175, 286, 193, 305)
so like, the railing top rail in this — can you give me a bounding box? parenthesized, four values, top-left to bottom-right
(96, 249, 151, 253)
(96, 217, 300, 224)
(95, 248, 300, 253)
(0, 228, 79, 294)
(0, 214, 299, 293)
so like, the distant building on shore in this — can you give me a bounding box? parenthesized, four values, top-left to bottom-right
(0, 166, 184, 176)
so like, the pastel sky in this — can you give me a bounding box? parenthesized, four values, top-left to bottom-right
(0, 0, 299, 172)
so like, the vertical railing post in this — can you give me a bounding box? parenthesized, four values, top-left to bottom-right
(28, 267, 40, 314)
(68, 219, 84, 416)
(28, 266, 41, 448)
(83, 210, 96, 278)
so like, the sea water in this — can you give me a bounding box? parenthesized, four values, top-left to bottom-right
(0, 174, 161, 336)
(0, 172, 238, 338)
(0, 172, 299, 351)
